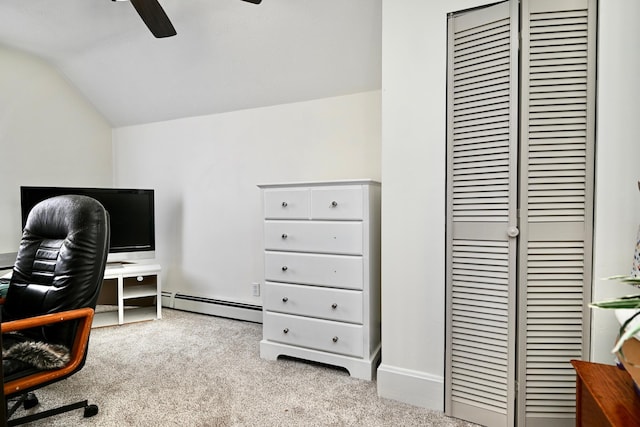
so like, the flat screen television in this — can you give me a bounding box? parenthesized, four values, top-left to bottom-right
(20, 186, 155, 263)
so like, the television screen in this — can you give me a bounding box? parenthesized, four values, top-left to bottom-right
(20, 187, 155, 259)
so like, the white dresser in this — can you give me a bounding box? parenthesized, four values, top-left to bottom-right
(258, 180, 381, 380)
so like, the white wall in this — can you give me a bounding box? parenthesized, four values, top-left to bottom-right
(112, 91, 381, 306)
(378, 0, 497, 410)
(0, 45, 112, 253)
(379, 0, 640, 411)
(591, 0, 640, 363)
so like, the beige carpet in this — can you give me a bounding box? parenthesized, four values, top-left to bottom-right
(11, 309, 479, 426)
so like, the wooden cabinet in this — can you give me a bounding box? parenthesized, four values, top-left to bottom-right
(94, 262, 162, 327)
(572, 360, 640, 426)
(258, 180, 381, 380)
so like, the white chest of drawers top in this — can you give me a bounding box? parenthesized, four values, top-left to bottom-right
(257, 180, 381, 380)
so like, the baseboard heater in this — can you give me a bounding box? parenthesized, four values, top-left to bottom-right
(162, 291, 262, 323)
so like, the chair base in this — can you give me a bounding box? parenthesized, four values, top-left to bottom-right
(6, 393, 98, 426)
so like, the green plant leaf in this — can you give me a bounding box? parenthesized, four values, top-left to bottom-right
(620, 277, 640, 284)
(590, 295, 640, 309)
(605, 274, 635, 280)
(604, 275, 640, 286)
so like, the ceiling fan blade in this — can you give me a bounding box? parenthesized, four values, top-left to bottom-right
(240, 0, 263, 4)
(129, 0, 177, 38)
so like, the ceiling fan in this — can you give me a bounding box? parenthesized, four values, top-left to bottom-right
(114, 0, 263, 39)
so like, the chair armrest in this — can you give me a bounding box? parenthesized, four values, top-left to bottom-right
(2, 307, 95, 397)
(1, 307, 94, 334)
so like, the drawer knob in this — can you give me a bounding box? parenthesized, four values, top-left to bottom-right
(282, 297, 288, 303)
(281, 201, 288, 207)
(281, 233, 288, 239)
(283, 328, 289, 334)
(332, 336, 339, 343)
(331, 201, 338, 207)
(281, 266, 288, 271)
(331, 303, 338, 309)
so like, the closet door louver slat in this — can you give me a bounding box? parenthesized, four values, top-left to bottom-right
(446, 2, 518, 426)
(518, 0, 595, 426)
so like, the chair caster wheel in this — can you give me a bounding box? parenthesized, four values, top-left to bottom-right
(84, 404, 99, 418)
(23, 393, 38, 410)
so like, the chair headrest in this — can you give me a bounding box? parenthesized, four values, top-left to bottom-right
(3, 194, 110, 344)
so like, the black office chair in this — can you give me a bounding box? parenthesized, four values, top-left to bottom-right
(1, 194, 109, 426)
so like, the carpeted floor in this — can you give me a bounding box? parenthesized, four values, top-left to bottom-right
(10, 309, 479, 426)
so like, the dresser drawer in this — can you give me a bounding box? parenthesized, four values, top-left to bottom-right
(263, 312, 364, 357)
(311, 187, 363, 220)
(264, 188, 309, 219)
(264, 282, 363, 323)
(265, 252, 363, 290)
(264, 221, 363, 255)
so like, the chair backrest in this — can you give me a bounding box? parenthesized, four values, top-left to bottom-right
(2, 195, 110, 346)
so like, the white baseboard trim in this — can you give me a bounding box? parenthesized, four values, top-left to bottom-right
(162, 292, 263, 323)
(376, 363, 444, 411)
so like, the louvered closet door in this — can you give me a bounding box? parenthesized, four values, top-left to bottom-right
(445, 2, 519, 427)
(517, 0, 596, 426)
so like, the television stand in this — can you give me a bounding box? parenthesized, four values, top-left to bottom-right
(94, 261, 162, 327)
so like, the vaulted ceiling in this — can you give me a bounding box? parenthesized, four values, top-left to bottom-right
(0, 0, 382, 127)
